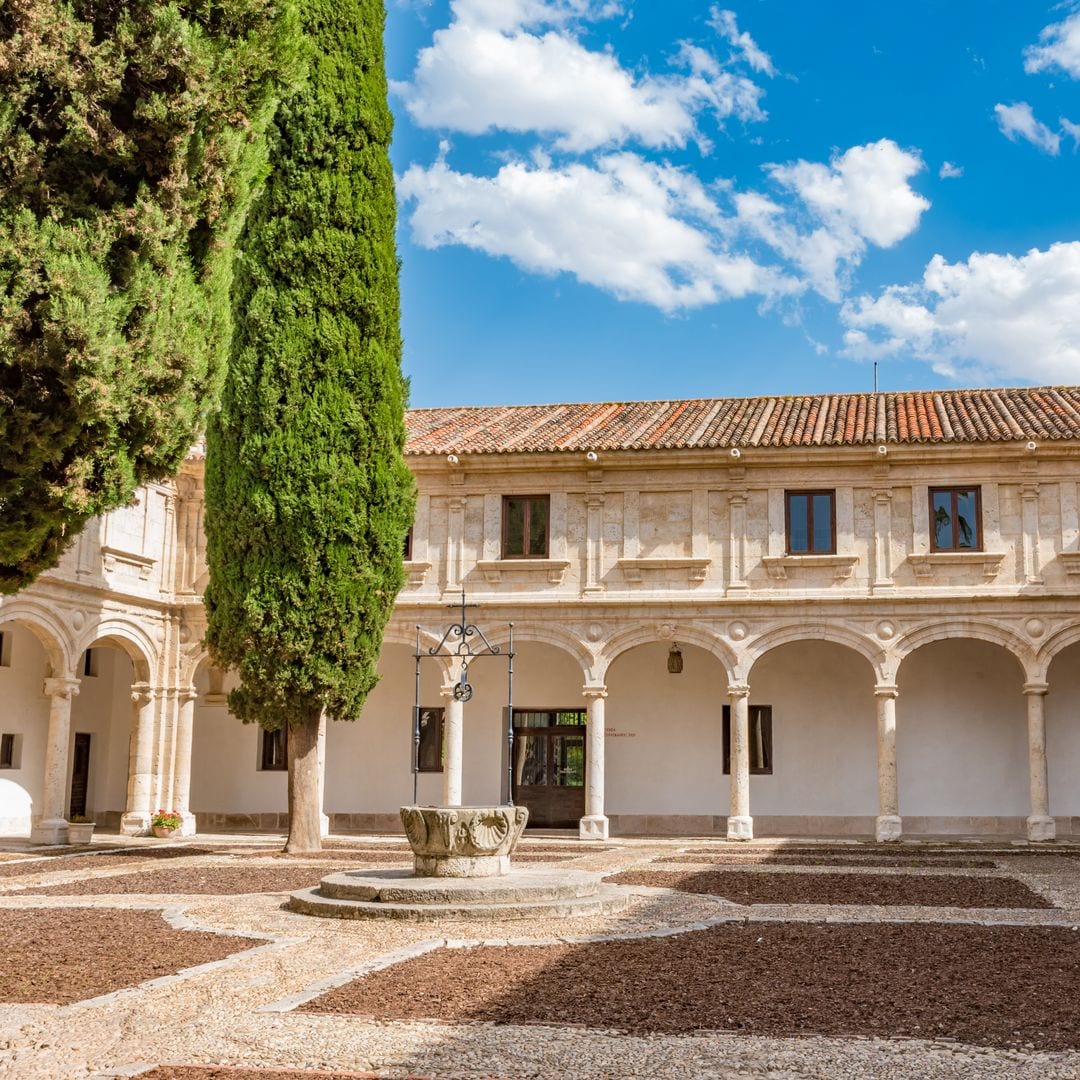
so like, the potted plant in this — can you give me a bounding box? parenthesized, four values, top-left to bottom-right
(67, 815, 95, 844)
(151, 809, 183, 839)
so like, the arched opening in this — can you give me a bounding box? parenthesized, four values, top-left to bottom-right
(897, 639, 1027, 831)
(70, 638, 138, 831)
(1046, 641, 1080, 823)
(603, 641, 729, 834)
(0, 622, 53, 835)
(190, 658, 287, 833)
(468, 641, 586, 826)
(747, 640, 877, 833)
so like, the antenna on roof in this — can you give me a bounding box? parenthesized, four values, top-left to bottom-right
(873, 361, 879, 394)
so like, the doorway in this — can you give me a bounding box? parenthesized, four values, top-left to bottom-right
(69, 732, 91, 819)
(511, 709, 586, 827)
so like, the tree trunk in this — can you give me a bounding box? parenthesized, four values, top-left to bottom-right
(285, 708, 324, 852)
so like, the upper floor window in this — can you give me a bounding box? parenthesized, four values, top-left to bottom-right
(785, 491, 835, 554)
(502, 495, 549, 558)
(930, 487, 981, 551)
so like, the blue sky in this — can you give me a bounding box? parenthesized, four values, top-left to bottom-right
(386, 1, 1080, 407)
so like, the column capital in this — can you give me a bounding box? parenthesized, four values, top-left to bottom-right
(582, 686, 608, 700)
(131, 681, 156, 707)
(872, 489, 893, 503)
(727, 683, 751, 699)
(43, 677, 80, 700)
(1023, 681, 1049, 697)
(874, 684, 899, 699)
(584, 494, 605, 509)
(178, 686, 198, 704)
(727, 493, 747, 508)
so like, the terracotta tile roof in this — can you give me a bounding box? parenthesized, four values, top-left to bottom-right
(405, 387, 1080, 455)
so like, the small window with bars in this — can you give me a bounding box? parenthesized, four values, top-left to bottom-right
(260, 728, 288, 771)
(722, 705, 773, 775)
(0, 733, 16, 769)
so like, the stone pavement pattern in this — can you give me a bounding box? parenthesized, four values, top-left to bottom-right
(0, 834, 1077, 1078)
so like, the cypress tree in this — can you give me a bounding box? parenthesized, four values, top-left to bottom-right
(203, 0, 415, 851)
(0, 0, 298, 592)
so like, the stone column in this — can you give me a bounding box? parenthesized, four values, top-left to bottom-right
(441, 678, 464, 807)
(872, 490, 894, 591)
(1020, 484, 1043, 584)
(30, 677, 81, 845)
(580, 686, 608, 839)
(584, 494, 605, 595)
(727, 683, 752, 840)
(317, 710, 329, 838)
(874, 684, 902, 841)
(172, 687, 198, 836)
(1024, 682, 1055, 841)
(121, 683, 157, 835)
(727, 495, 749, 593)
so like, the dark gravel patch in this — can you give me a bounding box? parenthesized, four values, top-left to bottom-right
(0, 908, 261, 1004)
(301, 922, 1080, 1050)
(22, 866, 356, 896)
(606, 869, 1053, 908)
(658, 853, 1000, 869)
(137, 1069, 429, 1079)
(685, 844, 1080, 859)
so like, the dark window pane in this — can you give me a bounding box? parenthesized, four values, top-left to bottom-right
(812, 493, 833, 552)
(513, 734, 547, 786)
(504, 498, 525, 556)
(788, 494, 809, 552)
(0, 733, 13, 768)
(932, 491, 953, 549)
(554, 710, 587, 726)
(553, 736, 585, 786)
(528, 497, 549, 555)
(262, 728, 287, 771)
(417, 707, 443, 771)
(955, 490, 977, 549)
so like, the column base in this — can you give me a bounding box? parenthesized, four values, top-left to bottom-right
(726, 815, 753, 841)
(320, 812, 330, 839)
(875, 814, 903, 842)
(176, 811, 198, 838)
(120, 811, 152, 836)
(1026, 815, 1056, 842)
(579, 814, 609, 841)
(29, 818, 69, 845)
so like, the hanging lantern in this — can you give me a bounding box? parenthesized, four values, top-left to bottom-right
(667, 642, 684, 674)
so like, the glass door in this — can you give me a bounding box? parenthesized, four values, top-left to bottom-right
(511, 709, 587, 827)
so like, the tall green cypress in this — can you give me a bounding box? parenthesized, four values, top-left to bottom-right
(203, 0, 415, 851)
(0, 0, 298, 592)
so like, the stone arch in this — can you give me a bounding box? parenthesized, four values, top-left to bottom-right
(76, 618, 157, 684)
(0, 600, 72, 676)
(1034, 624, 1080, 684)
(485, 624, 592, 683)
(744, 623, 886, 683)
(597, 624, 736, 685)
(894, 621, 1032, 680)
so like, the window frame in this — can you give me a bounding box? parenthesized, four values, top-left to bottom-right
(416, 706, 445, 773)
(722, 704, 774, 775)
(403, 526, 413, 561)
(0, 733, 15, 769)
(928, 486, 983, 552)
(501, 495, 551, 559)
(260, 727, 288, 771)
(784, 490, 837, 555)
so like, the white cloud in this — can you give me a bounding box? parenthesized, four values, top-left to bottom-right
(1063, 117, 1080, 148)
(841, 242, 1080, 383)
(398, 153, 797, 311)
(708, 7, 776, 76)
(733, 140, 929, 299)
(995, 101, 1061, 154)
(395, 0, 766, 152)
(939, 161, 963, 179)
(1024, 10, 1080, 79)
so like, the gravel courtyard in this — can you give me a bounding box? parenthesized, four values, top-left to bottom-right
(0, 833, 1078, 1079)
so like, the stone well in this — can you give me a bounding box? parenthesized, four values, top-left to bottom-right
(400, 804, 528, 877)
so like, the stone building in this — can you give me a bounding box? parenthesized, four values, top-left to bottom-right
(1, 387, 1079, 845)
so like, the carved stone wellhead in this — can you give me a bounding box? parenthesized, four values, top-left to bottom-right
(400, 804, 529, 877)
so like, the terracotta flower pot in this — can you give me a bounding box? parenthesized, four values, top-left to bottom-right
(67, 822, 95, 844)
(152, 825, 178, 839)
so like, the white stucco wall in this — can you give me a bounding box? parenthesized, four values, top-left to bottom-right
(897, 639, 1029, 820)
(1047, 641, 1080, 817)
(0, 626, 50, 833)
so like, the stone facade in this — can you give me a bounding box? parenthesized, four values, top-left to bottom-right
(2, 392, 1079, 843)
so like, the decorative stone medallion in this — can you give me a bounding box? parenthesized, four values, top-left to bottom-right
(400, 805, 529, 878)
(1025, 618, 1046, 639)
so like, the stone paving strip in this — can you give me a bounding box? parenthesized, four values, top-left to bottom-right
(2, 836, 1079, 1078)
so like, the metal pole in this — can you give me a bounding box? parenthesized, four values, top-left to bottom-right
(506, 622, 515, 806)
(413, 625, 421, 805)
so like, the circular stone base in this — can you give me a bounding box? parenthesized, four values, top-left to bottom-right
(286, 867, 632, 922)
(413, 853, 509, 877)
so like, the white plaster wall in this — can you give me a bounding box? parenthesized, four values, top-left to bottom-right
(1047, 642, 1080, 816)
(191, 667, 287, 813)
(897, 639, 1028, 816)
(0, 626, 50, 833)
(605, 643, 727, 816)
(69, 646, 133, 817)
(748, 641, 877, 815)
(325, 644, 447, 813)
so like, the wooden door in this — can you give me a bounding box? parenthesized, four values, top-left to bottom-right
(510, 709, 586, 828)
(69, 732, 91, 819)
